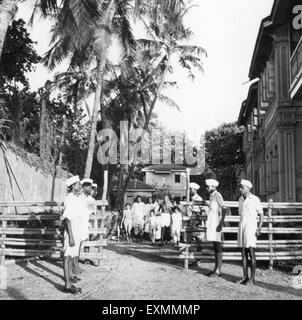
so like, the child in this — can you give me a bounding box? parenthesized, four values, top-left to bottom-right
(171, 206, 182, 245)
(149, 210, 157, 244)
(121, 203, 133, 243)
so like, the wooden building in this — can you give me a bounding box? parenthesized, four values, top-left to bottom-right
(238, 0, 302, 202)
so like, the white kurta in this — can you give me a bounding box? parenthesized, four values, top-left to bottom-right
(155, 215, 162, 240)
(189, 194, 203, 214)
(160, 212, 171, 228)
(206, 191, 224, 243)
(79, 194, 92, 241)
(145, 203, 155, 218)
(62, 193, 83, 257)
(237, 194, 263, 248)
(132, 202, 145, 228)
(123, 209, 133, 232)
(171, 212, 182, 235)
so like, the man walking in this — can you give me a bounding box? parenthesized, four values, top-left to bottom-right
(237, 179, 264, 286)
(205, 179, 226, 277)
(62, 175, 83, 294)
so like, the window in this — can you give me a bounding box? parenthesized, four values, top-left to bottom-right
(175, 174, 181, 184)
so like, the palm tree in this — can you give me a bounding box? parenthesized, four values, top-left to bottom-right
(0, 0, 18, 60)
(51, 66, 94, 120)
(137, 0, 206, 131)
(0, 0, 60, 62)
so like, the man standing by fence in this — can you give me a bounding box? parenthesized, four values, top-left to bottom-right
(237, 180, 264, 286)
(62, 175, 83, 294)
(204, 179, 226, 277)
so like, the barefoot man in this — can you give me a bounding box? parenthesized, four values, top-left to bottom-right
(62, 175, 83, 294)
(205, 179, 226, 277)
(237, 179, 264, 286)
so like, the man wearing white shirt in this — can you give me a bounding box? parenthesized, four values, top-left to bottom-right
(131, 196, 146, 241)
(237, 180, 264, 286)
(62, 175, 83, 294)
(76, 178, 94, 273)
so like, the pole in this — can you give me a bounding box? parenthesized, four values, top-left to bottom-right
(268, 199, 274, 271)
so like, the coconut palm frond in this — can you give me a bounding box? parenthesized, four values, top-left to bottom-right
(159, 94, 180, 111)
(163, 81, 178, 89)
(43, 38, 72, 70)
(177, 44, 207, 57)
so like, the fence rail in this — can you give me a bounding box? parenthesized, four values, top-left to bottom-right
(181, 200, 302, 270)
(0, 201, 108, 266)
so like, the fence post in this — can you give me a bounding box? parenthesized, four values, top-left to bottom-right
(268, 199, 274, 271)
(184, 247, 189, 271)
(0, 219, 6, 266)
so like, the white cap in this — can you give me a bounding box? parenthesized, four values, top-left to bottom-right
(92, 183, 98, 188)
(206, 179, 219, 187)
(189, 182, 200, 190)
(65, 175, 80, 187)
(81, 178, 93, 185)
(240, 179, 253, 189)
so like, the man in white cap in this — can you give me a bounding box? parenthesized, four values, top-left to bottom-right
(237, 179, 264, 286)
(188, 182, 203, 216)
(77, 178, 95, 270)
(204, 179, 226, 277)
(62, 175, 83, 294)
(188, 182, 204, 242)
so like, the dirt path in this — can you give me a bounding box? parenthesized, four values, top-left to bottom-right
(1, 243, 302, 300)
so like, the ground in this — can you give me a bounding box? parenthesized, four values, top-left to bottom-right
(1, 242, 302, 300)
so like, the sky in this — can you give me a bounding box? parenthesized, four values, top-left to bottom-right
(16, 0, 275, 144)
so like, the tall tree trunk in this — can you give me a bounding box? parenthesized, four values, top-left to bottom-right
(84, 0, 116, 181)
(143, 53, 171, 131)
(73, 82, 79, 120)
(0, 0, 18, 62)
(84, 58, 104, 178)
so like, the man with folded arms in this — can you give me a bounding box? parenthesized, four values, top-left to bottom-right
(237, 179, 264, 286)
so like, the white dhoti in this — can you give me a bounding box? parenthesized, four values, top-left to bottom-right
(206, 208, 222, 243)
(63, 231, 81, 257)
(206, 194, 223, 243)
(237, 219, 257, 248)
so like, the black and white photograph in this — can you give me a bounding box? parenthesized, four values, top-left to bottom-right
(0, 0, 302, 304)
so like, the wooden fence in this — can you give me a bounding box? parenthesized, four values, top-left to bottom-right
(180, 200, 302, 270)
(0, 201, 108, 266)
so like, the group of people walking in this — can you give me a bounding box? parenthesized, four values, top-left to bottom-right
(121, 195, 183, 245)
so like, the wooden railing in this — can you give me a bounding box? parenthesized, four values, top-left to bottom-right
(0, 201, 108, 266)
(290, 36, 302, 98)
(180, 200, 302, 270)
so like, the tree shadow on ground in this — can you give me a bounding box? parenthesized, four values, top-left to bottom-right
(105, 243, 185, 271)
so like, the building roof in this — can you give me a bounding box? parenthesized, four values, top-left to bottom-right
(238, 82, 258, 126)
(127, 179, 155, 191)
(142, 164, 187, 173)
(249, 0, 298, 79)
